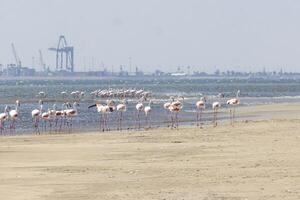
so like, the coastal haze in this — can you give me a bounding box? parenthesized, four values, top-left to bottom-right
(1, 1, 300, 200)
(1, 0, 300, 72)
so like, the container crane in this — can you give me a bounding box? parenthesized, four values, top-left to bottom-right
(48, 35, 74, 72)
(11, 43, 22, 76)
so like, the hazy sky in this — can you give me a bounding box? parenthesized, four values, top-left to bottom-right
(1, 0, 300, 72)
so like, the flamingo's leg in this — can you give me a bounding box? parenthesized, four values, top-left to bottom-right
(196, 110, 199, 126)
(149, 113, 151, 128)
(69, 117, 73, 133)
(213, 110, 216, 127)
(120, 112, 122, 130)
(175, 113, 179, 129)
(137, 111, 140, 130)
(44, 120, 47, 132)
(233, 107, 236, 126)
(171, 114, 173, 128)
(215, 111, 218, 127)
(59, 118, 63, 132)
(199, 109, 203, 128)
(99, 113, 102, 131)
(0, 121, 3, 135)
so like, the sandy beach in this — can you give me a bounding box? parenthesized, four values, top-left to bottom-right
(1, 103, 300, 200)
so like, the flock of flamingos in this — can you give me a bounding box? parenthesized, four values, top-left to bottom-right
(0, 89, 240, 135)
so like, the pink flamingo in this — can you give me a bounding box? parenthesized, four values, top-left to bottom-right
(31, 100, 43, 134)
(9, 100, 20, 133)
(116, 99, 127, 130)
(144, 100, 153, 129)
(0, 106, 10, 134)
(227, 90, 240, 126)
(169, 96, 184, 129)
(196, 96, 206, 128)
(135, 97, 145, 129)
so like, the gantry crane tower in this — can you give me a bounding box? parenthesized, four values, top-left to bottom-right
(11, 43, 22, 76)
(48, 35, 74, 72)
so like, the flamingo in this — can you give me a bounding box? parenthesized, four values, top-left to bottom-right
(169, 96, 184, 129)
(103, 99, 115, 131)
(65, 102, 79, 132)
(135, 96, 145, 129)
(54, 103, 66, 132)
(38, 91, 47, 99)
(163, 96, 174, 127)
(196, 96, 206, 128)
(116, 99, 127, 130)
(61, 91, 68, 98)
(227, 90, 240, 126)
(31, 100, 43, 134)
(88, 102, 106, 131)
(212, 101, 221, 127)
(89, 100, 114, 132)
(41, 108, 51, 132)
(47, 105, 57, 132)
(144, 100, 153, 129)
(0, 106, 10, 134)
(9, 100, 20, 133)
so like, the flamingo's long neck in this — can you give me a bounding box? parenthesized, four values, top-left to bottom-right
(5, 106, 9, 114)
(40, 104, 43, 113)
(236, 91, 240, 99)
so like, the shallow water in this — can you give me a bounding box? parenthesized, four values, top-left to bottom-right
(1, 77, 300, 134)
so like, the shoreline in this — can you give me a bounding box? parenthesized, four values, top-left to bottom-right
(1, 103, 300, 199)
(2, 102, 300, 137)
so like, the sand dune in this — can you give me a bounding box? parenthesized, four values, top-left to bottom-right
(1, 104, 300, 199)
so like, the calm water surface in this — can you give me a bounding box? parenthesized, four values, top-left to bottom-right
(1, 77, 300, 134)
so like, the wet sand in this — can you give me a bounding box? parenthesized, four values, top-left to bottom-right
(1, 103, 300, 199)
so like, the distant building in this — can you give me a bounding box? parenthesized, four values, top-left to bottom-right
(3, 64, 35, 76)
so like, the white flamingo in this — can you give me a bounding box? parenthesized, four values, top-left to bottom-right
(196, 96, 206, 128)
(163, 96, 174, 127)
(212, 101, 221, 127)
(41, 108, 51, 132)
(116, 99, 127, 130)
(90, 100, 115, 132)
(169, 96, 184, 129)
(88, 102, 106, 131)
(144, 100, 153, 129)
(38, 91, 47, 98)
(9, 100, 20, 133)
(47, 105, 57, 132)
(135, 97, 145, 129)
(103, 99, 115, 131)
(64, 102, 79, 132)
(227, 90, 240, 126)
(54, 103, 66, 132)
(0, 106, 10, 134)
(31, 100, 43, 134)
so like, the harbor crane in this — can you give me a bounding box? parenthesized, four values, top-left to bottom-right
(48, 35, 74, 72)
(11, 43, 22, 76)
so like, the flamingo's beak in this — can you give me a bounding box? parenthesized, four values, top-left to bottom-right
(88, 104, 96, 109)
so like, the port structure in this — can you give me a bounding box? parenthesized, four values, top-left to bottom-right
(11, 43, 22, 76)
(49, 35, 74, 72)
